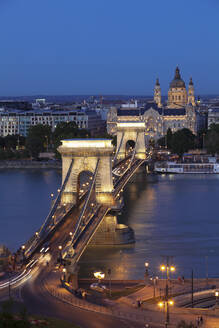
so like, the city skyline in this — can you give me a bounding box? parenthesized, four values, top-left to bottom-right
(0, 0, 219, 96)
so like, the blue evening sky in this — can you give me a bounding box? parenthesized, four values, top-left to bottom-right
(0, 0, 218, 96)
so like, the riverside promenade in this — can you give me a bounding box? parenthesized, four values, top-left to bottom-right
(0, 160, 61, 169)
(44, 272, 219, 328)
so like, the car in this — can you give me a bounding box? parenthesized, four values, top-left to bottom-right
(40, 242, 50, 254)
(90, 283, 107, 293)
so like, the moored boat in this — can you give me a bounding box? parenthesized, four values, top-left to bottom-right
(154, 161, 219, 174)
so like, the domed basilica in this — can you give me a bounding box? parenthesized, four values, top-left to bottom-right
(155, 66, 195, 108)
(107, 67, 198, 143)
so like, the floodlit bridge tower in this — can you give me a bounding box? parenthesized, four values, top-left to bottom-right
(58, 139, 114, 206)
(115, 121, 146, 160)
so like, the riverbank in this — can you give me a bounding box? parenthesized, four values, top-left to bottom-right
(0, 160, 61, 169)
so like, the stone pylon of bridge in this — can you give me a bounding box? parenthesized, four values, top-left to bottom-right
(58, 139, 114, 206)
(116, 121, 146, 160)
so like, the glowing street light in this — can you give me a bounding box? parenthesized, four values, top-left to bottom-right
(215, 290, 219, 307)
(144, 262, 149, 280)
(160, 265, 175, 278)
(158, 299, 174, 327)
(94, 271, 105, 284)
(62, 267, 67, 281)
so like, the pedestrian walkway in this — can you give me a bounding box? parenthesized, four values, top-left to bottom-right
(44, 272, 216, 327)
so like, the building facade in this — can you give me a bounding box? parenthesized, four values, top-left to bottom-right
(0, 109, 104, 137)
(208, 107, 219, 128)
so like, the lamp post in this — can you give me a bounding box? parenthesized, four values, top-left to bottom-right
(215, 291, 219, 307)
(45, 135, 49, 152)
(62, 268, 67, 281)
(50, 193, 54, 208)
(21, 245, 25, 265)
(144, 262, 149, 285)
(160, 259, 175, 328)
(158, 299, 174, 328)
(91, 203, 95, 215)
(108, 268, 112, 296)
(58, 245, 62, 263)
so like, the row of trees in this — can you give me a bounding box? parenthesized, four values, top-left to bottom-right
(0, 122, 114, 160)
(26, 122, 92, 158)
(2, 122, 219, 160)
(157, 128, 196, 157)
(158, 124, 219, 157)
(0, 122, 91, 160)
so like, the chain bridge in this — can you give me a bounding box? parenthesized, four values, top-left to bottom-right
(22, 121, 150, 288)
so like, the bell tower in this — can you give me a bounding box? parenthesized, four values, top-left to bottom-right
(188, 77, 195, 106)
(154, 78, 162, 107)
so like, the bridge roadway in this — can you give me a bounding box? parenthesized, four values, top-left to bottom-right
(0, 156, 151, 328)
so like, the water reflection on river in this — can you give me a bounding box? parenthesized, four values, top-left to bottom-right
(1, 169, 219, 279)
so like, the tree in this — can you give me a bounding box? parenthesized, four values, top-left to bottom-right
(171, 128, 195, 158)
(0, 299, 31, 328)
(53, 122, 91, 156)
(166, 128, 173, 149)
(4, 135, 18, 150)
(26, 124, 52, 159)
(157, 128, 172, 149)
(205, 124, 219, 155)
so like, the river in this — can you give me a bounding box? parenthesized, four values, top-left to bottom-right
(1, 168, 219, 279)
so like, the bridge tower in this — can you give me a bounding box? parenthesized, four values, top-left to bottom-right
(116, 121, 146, 160)
(58, 139, 114, 206)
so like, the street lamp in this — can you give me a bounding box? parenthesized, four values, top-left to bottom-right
(58, 245, 62, 263)
(108, 268, 112, 296)
(94, 271, 105, 284)
(158, 299, 174, 328)
(50, 193, 54, 208)
(160, 264, 175, 280)
(144, 262, 149, 283)
(160, 260, 176, 327)
(69, 232, 73, 237)
(151, 276, 159, 298)
(62, 268, 67, 281)
(215, 291, 219, 307)
(21, 245, 25, 265)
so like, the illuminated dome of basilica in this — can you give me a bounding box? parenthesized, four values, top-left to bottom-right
(169, 66, 186, 88)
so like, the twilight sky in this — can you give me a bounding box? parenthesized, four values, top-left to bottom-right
(0, 0, 219, 96)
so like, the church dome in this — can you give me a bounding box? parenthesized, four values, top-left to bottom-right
(169, 66, 186, 88)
